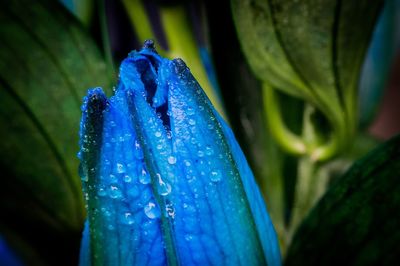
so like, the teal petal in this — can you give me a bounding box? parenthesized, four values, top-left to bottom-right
(358, 0, 400, 127)
(0, 236, 23, 266)
(79, 221, 91, 266)
(79, 41, 281, 265)
(216, 112, 281, 266)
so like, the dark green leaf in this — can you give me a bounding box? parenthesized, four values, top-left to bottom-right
(285, 135, 400, 266)
(232, 0, 383, 157)
(0, 0, 112, 264)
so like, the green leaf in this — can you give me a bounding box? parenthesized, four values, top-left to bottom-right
(231, 0, 383, 159)
(0, 0, 112, 263)
(285, 134, 400, 265)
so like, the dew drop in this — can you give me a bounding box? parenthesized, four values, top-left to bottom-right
(139, 169, 151, 184)
(144, 201, 161, 219)
(210, 169, 222, 182)
(155, 131, 162, 137)
(116, 163, 125, 173)
(121, 212, 135, 225)
(109, 174, 117, 183)
(187, 107, 195, 115)
(185, 234, 193, 241)
(109, 185, 122, 199)
(205, 145, 214, 156)
(97, 187, 107, 197)
(165, 203, 176, 218)
(188, 119, 196, 126)
(79, 167, 88, 182)
(123, 174, 132, 183)
(156, 174, 172, 196)
(134, 140, 144, 159)
(167, 156, 177, 164)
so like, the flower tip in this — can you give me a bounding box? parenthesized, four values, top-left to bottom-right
(84, 88, 107, 114)
(171, 58, 188, 74)
(143, 39, 157, 52)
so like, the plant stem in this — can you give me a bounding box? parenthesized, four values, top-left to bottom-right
(286, 104, 331, 244)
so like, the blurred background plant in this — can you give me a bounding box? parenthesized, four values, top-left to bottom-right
(0, 0, 399, 265)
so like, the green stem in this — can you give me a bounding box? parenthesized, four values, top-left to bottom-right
(262, 83, 307, 155)
(287, 104, 331, 243)
(263, 82, 348, 161)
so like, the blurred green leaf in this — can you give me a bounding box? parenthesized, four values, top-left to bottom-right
(0, 0, 112, 264)
(285, 134, 400, 265)
(232, 0, 383, 159)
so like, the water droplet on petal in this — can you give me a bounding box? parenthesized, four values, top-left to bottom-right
(144, 201, 161, 219)
(167, 156, 177, 164)
(185, 234, 193, 241)
(156, 174, 172, 196)
(139, 168, 151, 184)
(188, 119, 196, 126)
(123, 174, 132, 183)
(165, 202, 176, 218)
(210, 169, 222, 183)
(205, 145, 214, 156)
(116, 163, 125, 173)
(97, 186, 107, 197)
(187, 107, 195, 115)
(155, 131, 162, 137)
(121, 212, 135, 225)
(109, 185, 122, 199)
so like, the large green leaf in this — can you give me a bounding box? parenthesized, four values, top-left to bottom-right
(231, 0, 383, 158)
(0, 0, 112, 263)
(285, 134, 400, 265)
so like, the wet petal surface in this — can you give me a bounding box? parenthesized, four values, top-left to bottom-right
(79, 42, 281, 266)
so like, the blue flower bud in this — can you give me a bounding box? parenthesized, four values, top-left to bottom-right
(79, 41, 281, 266)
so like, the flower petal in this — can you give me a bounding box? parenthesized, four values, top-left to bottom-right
(79, 43, 281, 265)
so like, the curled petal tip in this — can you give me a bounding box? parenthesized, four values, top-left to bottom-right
(82, 88, 107, 113)
(171, 58, 188, 74)
(143, 39, 157, 51)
